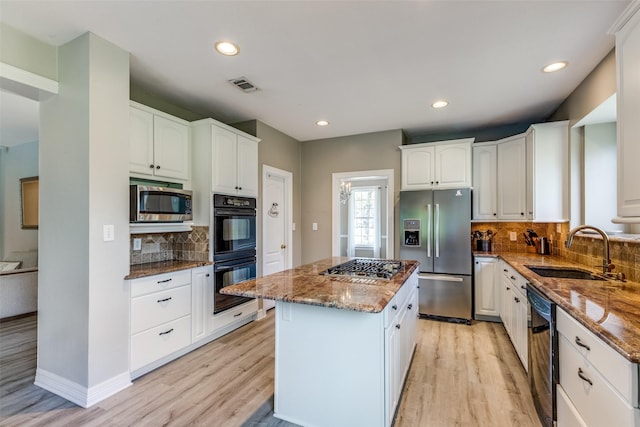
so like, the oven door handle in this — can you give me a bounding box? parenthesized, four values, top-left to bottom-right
(215, 260, 257, 272)
(214, 208, 256, 217)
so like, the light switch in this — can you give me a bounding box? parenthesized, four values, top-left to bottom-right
(509, 231, 517, 241)
(312, 222, 318, 231)
(103, 225, 115, 242)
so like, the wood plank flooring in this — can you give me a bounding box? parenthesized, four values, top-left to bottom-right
(1, 312, 541, 427)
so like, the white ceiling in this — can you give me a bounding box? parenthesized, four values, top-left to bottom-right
(0, 0, 631, 143)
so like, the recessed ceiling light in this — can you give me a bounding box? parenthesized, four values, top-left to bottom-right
(215, 41, 239, 56)
(431, 100, 449, 109)
(316, 120, 329, 126)
(542, 61, 568, 73)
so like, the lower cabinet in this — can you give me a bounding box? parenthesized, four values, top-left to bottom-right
(499, 262, 528, 371)
(474, 256, 500, 321)
(129, 265, 257, 378)
(556, 307, 639, 427)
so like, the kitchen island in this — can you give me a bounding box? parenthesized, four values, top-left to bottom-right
(221, 257, 419, 427)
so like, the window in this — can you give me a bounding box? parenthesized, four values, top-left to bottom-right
(351, 188, 377, 246)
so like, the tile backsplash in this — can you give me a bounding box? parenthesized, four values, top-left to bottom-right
(130, 226, 209, 265)
(472, 222, 640, 282)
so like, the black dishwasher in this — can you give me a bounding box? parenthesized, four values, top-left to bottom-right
(527, 285, 557, 427)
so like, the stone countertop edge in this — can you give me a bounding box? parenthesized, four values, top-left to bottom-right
(498, 252, 640, 364)
(125, 260, 212, 280)
(220, 256, 420, 314)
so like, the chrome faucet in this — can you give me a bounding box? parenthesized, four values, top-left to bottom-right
(565, 225, 614, 275)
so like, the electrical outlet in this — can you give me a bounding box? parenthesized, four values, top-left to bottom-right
(292, 222, 296, 231)
(557, 223, 562, 233)
(509, 231, 517, 241)
(312, 222, 318, 231)
(133, 238, 142, 251)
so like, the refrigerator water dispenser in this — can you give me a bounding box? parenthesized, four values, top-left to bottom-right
(403, 219, 421, 246)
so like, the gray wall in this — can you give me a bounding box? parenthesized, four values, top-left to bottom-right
(0, 23, 58, 81)
(550, 49, 616, 123)
(234, 120, 303, 268)
(300, 129, 404, 264)
(0, 141, 39, 259)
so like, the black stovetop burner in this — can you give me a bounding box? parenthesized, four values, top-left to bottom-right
(320, 259, 403, 280)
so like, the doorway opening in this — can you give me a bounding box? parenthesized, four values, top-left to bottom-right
(331, 169, 394, 259)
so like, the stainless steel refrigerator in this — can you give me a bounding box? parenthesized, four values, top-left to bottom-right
(399, 188, 472, 322)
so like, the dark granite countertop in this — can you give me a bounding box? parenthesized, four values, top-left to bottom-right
(499, 252, 640, 363)
(220, 257, 419, 313)
(125, 260, 212, 280)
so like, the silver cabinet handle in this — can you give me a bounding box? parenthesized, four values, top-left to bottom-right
(575, 336, 591, 351)
(577, 368, 593, 386)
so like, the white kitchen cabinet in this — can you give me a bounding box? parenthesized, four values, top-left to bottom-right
(472, 144, 498, 220)
(129, 270, 193, 375)
(191, 266, 213, 343)
(497, 135, 527, 220)
(525, 121, 569, 221)
(499, 262, 528, 371)
(210, 124, 259, 197)
(474, 256, 500, 321)
(129, 102, 190, 181)
(399, 138, 473, 190)
(612, 3, 640, 221)
(556, 307, 639, 427)
(191, 119, 260, 225)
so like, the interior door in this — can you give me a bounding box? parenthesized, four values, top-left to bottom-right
(262, 166, 293, 311)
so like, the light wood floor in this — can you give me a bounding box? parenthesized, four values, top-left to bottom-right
(1, 312, 541, 427)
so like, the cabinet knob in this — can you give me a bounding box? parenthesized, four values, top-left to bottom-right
(514, 297, 520, 303)
(395, 324, 401, 329)
(520, 212, 524, 216)
(430, 181, 434, 185)
(510, 276, 516, 280)
(149, 164, 154, 169)
(281, 244, 287, 249)
(493, 213, 497, 216)
(238, 187, 242, 190)
(408, 304, 413, 310)
(392, 305, 398, 310)
(206, 273, 210, 277)
(435, 181, 439, 185)
(156, 165, 160, 170)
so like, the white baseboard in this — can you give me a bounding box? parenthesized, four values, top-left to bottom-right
(35, 368, 131, 408)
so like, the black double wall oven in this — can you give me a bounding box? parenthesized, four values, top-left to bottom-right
(212, 194, 257, 314)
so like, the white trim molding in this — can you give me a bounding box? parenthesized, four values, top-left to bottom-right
(0, 62, 59, 100)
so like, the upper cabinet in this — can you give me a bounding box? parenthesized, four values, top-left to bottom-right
(400, 138, 473, 191)
(612, 3, 640, 221)
(526, 121, 569, 222)
(129, 102, 190, 182)
(472, 121, 569, 222)
(191, 119, 260, 225)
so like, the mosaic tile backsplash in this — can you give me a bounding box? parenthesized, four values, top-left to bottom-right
(472, 222, 640, 282)
(130, 226, 209, 265)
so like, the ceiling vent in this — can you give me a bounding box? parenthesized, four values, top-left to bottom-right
(229, 77, 259, 93)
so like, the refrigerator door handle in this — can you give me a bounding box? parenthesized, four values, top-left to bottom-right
(418, 273, 464, 282)
(426, 203, 432, 258)
(435, 203, 440, 258)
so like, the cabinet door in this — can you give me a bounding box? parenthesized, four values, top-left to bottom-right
(435, 143, 471, 188)
(514, 291, 528, 370)
(500, 271, 512, 334)
(474, 257, 500, 319)
(191, 266, 212, 342)
(236, 135, 259, 197)
(497, 137, 527, 220)
(129, 107, 155, 176)
(616, 9, 640, 218)
(402, 146, 435, 190)
(153, 116, 190, 180)
(525, 129, 535, 220)
(212, 126, 239, 195)
(472, 145, 498, 220)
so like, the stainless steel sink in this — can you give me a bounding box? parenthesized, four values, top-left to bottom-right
(524, 265, 607, 281)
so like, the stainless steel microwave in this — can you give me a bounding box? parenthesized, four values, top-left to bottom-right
(130, 185, 193, 222)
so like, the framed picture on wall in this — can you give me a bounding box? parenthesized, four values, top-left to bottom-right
(20, 176, 39, 229)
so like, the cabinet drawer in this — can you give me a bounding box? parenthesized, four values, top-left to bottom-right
(558, 333, 635, 427)
(557, 308, 635, 402)
(556, 384, 587, 427)
(213, 299, 258, 331)
(130, 315, 191, 372)
(130, 270, 191, 297)
(501, 263, 527, 298)
(131, 285, 191, 334)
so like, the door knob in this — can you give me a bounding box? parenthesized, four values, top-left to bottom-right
(281, 244, 287, 249)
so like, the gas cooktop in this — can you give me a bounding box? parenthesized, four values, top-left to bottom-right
(320, 259, 403, 280)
